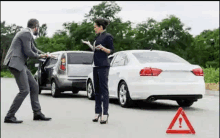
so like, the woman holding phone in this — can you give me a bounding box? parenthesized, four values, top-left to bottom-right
(81, 18, 114, 124)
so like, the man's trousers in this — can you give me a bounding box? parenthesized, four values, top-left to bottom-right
(6, 66, 41, 117)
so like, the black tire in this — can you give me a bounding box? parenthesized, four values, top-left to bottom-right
(72, 89, 79, 94)
(118, 81, 133, 108)
(51, 80, 61, 98)
(177, 100, 194, 107)
(87, 80, 95, 100)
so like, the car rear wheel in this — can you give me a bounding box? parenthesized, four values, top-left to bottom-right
(51, 80, 61, 97)
(118, 81, 133, 108)
(177, 100, 194, 107)
(87, 80, 95, 100)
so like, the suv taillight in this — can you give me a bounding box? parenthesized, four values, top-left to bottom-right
(192, 68, 203, 76)
(60, 58, 66, 71)
(140, 67, 162, 76)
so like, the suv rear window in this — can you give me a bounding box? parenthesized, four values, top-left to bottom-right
(132, 52, 189, 64)
(67, 53, 94, 64)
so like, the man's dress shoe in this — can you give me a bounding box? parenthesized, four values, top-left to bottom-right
(4, 116, 23, 123)
(33, 113, 51, 121)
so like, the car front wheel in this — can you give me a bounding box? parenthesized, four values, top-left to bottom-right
(177, 100, 194, 107)
(87, 80, 95, 100)
(51, 80, 61, 97)
(118, 81, 133, 108)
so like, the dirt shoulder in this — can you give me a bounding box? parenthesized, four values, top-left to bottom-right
(205, 83, 219, 91)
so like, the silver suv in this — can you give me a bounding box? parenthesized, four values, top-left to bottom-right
(34, 51, 94, 97)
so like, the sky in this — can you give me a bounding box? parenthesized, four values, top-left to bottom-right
(1, 1, 219, 38)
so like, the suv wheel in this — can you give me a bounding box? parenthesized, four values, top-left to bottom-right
(51, 80, 60, 97)
(87, 80, 95, 100)
(118, 81, 133, 108)
(177, 100, 194, 107)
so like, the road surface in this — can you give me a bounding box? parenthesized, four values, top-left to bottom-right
(1, 78, 219, 138)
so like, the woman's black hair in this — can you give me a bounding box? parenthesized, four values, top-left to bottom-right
(94, 18, 110, 30)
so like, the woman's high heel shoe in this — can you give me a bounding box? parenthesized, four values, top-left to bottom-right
(100, 114, 109, 124)
(92, 114, 101, 122)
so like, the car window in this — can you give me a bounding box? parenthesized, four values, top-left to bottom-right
(67, 53, 94, 64)
(50, 58, 58, 65)
(124, 56, 128, 65)
(109, 56, 114, 63)
(44, 59, 51, 67)
(132, 52, 189, 64)
(112, 53, 127, 67)
(43, 54, 60, 67)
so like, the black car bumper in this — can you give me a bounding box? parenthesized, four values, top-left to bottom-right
(146, 94, 203, 102)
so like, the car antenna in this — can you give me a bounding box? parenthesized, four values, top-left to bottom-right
(150, 45, 153, 51)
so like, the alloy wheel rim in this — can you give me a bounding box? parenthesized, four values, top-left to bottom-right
(119, 84, 127, 105)
(52, 82, 55, 96)
(87, 83, 92, 98)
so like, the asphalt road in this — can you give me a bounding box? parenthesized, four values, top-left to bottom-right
(1, 78, 219, 138)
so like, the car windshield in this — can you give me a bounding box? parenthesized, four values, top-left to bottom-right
(132, 51, 189, 64)
(67, 53, 94, 64)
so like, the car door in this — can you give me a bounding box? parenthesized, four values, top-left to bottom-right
(39, 58, 51, 86)
(44, 57, 59, 87)
(36, 59, 46, 86)
(109, 52, 127, 97)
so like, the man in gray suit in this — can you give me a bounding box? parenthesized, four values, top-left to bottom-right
(3, 19, 52, 123)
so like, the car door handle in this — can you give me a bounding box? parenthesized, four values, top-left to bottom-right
(117, 72, 120, 75)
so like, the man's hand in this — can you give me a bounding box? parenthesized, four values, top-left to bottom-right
(39, 54, 48, 58)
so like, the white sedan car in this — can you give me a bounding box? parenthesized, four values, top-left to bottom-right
(86, 50, 205, 108)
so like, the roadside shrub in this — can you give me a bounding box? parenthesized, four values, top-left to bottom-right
(1, 71, 14, 78)
(202, 67, 219, 83)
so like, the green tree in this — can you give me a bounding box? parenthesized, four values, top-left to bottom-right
(83, 1, 136, 52)
(135, 18, 160, 50)
(189, 28, 219, 68)
(154, 15, 194, 61)
(85, 1, 122, 22)
(38, 23, 47, 37)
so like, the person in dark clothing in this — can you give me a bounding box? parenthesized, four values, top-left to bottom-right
(81, 18, 114, 124)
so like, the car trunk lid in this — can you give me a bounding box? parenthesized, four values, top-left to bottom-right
(67, 52, 93, 77)
(138, 63, 203, 83)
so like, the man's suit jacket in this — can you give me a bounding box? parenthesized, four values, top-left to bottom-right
(3, 28, 44, 71)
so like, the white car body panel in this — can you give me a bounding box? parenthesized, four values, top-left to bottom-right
(86, 50, 205, 100)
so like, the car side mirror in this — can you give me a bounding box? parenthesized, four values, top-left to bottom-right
(35, 63, 39, 68)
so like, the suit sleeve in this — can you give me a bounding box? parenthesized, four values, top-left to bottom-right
(106, 35, 114, 55)
(32, 43, 45, 54)
(21, 32, 40, 59)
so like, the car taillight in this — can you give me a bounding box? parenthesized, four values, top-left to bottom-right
(60, 58, 66, 71)
(192, 68, 203, 76)
(140, 67, 162, 76)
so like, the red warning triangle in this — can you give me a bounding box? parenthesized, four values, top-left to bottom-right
(166, 107, 195, 134)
